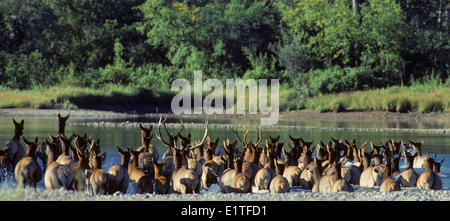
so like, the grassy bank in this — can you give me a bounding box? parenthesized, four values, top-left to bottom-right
(301, 86, 450, 113)
(0, 83, 449, 114)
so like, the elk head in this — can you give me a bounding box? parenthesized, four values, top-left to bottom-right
(12, 118, 24, 139)
(57, 113, 70, 135)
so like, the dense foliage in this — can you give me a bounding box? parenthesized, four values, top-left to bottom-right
(0, 0, 448, 96)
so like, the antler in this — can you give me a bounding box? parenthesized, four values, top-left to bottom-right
(230, 128, 244, 143)
(242, 128, 250, 147)
(254, 127, 262, 147)
(188, 120, 209, 150)
(156, 116, 174, 149)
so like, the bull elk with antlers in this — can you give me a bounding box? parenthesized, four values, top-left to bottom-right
(156, 116, 207, 194)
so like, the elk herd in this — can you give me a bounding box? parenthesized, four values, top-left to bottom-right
(0, 114, 447, 197)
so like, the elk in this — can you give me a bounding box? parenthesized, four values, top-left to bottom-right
(241, 128, 262, 186)
(72, 144, 90, 191)
(57, 134, 77, 170)
(200, 137, 221, 188)
(409, 140, 426, 168)
(156, 116, 207, 194)
(128, 148, 153, 194)
(319, 161, 353, 193)
(389, 139, 402, 156)
(341, 140, 367, 185)
(254, 141, 276, 190)
(138, 136, 155, 178)
(3, 118, 25, 168)
(380, 162, 401, 192)
(154, 161, 170, 194)
(398, 144, 418, 187)
(417, 153, 442, 190)
(36, 134, 59, 173)
(137, 124, 159, 162)
(107, 147, 130, 194)
(432, 155, 447, 177)
(231, 156, 250, 193)
(88, 151, 109, 195)
(44, 139, 75, 190)
(309, 157, 323, 193)
(72, 133, 89, 160)
(269, 162, 290, 194)
(287, 135, 303, 165)
(299, 144, 321, 189)
(217, 139, 238, 193)
(359, 148, 384, 188)
(0, 150, 13, 181)
(283, 145, 304, 187)
(14, 137, 42, 188)
(391, 156, 401, 178)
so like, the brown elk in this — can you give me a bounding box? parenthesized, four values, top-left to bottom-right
(341, 140, 366, 185)
(380, 162, 401, 192)
(241, 128, 262, 187)
(417, 153, 442, 190)
(359, 148, 384, 188)
(409, 140, 426, 168)
(283, 145, 304, 187)
(43, 139, 75, 190)
(398, 144, 418, 187)
(72, 133, 89, 160)
(432, 155, 447, 177)
(200, 137, 222, 188)
(156, 116, 207, 194)
(154, 161, 170, 194)
(269, 162, 290, 194)
(3, 118, 25, 168)
(319, 161, 353, 193)
(57, 134, 77, 170)
(88, 150, 109, 195)
(218, 139, 238, 193)
(128, 148, 153, 194)
(107, 147, 130, 194)
(137, 124, 159, 163)
(0, 150, 13, 181)
(389, 139, 402, 156)
(14, 137, 42, 188)
(138, 136, 155, 179)
(36, 134, 60, 173)
(230, 156, 250, 193)
(254, 141, 277, 190)
(309, 157, 323, 193)
(299, 144, 321, 189)
(72, 144, 90, 191)
(391, 156, 401, 178)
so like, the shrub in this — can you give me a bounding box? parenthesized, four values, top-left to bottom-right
(397, 98, 414, 113)
(420, 100, 445, 113)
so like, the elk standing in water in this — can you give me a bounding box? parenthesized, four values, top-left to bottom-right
(309, 157, 323, 193)
(269, 162, 290, 194)
(231, 156, 250, 193)
(44, 140, 75, 190)
(217, 139, 238, 193)
(200, 137, 221, 188)
(409, 140, 426, 168)
(359, 148, 384, 188)
(14, 137, 42, 188)
(432, 156, 447, 177)
(57, 135, 77, 170)
(398, 145, 418, 187)
(283, 146, 304, 187)
(3, 118, 25, 168)
(88, 150, 109, 195)
(138, 136, 155, 179)
(72, 145, 90, 191)
(417, 153, 442, 190)
(156, 116, 207, 194)
(254, 141, 276, 190)
(128, 148, 153, 194)
(154, 161, 170, 194)
(380, 162, 401, 192)
(241, 128, 262, 187)
(137, 124, 159, 163)
(107, 147, 130, 194)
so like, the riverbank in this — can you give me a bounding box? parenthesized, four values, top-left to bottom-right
(1, 84, 449, 114)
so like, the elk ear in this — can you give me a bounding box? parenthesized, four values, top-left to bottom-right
(117, 147, 124, 155)
(100, 152, 107, 160)
(432, 153, 437, 160)
(139, 124, 145, 131)
(23, 137, 30, 145)
(441, 159, 445, 164)
(12, 117, 18, 125)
